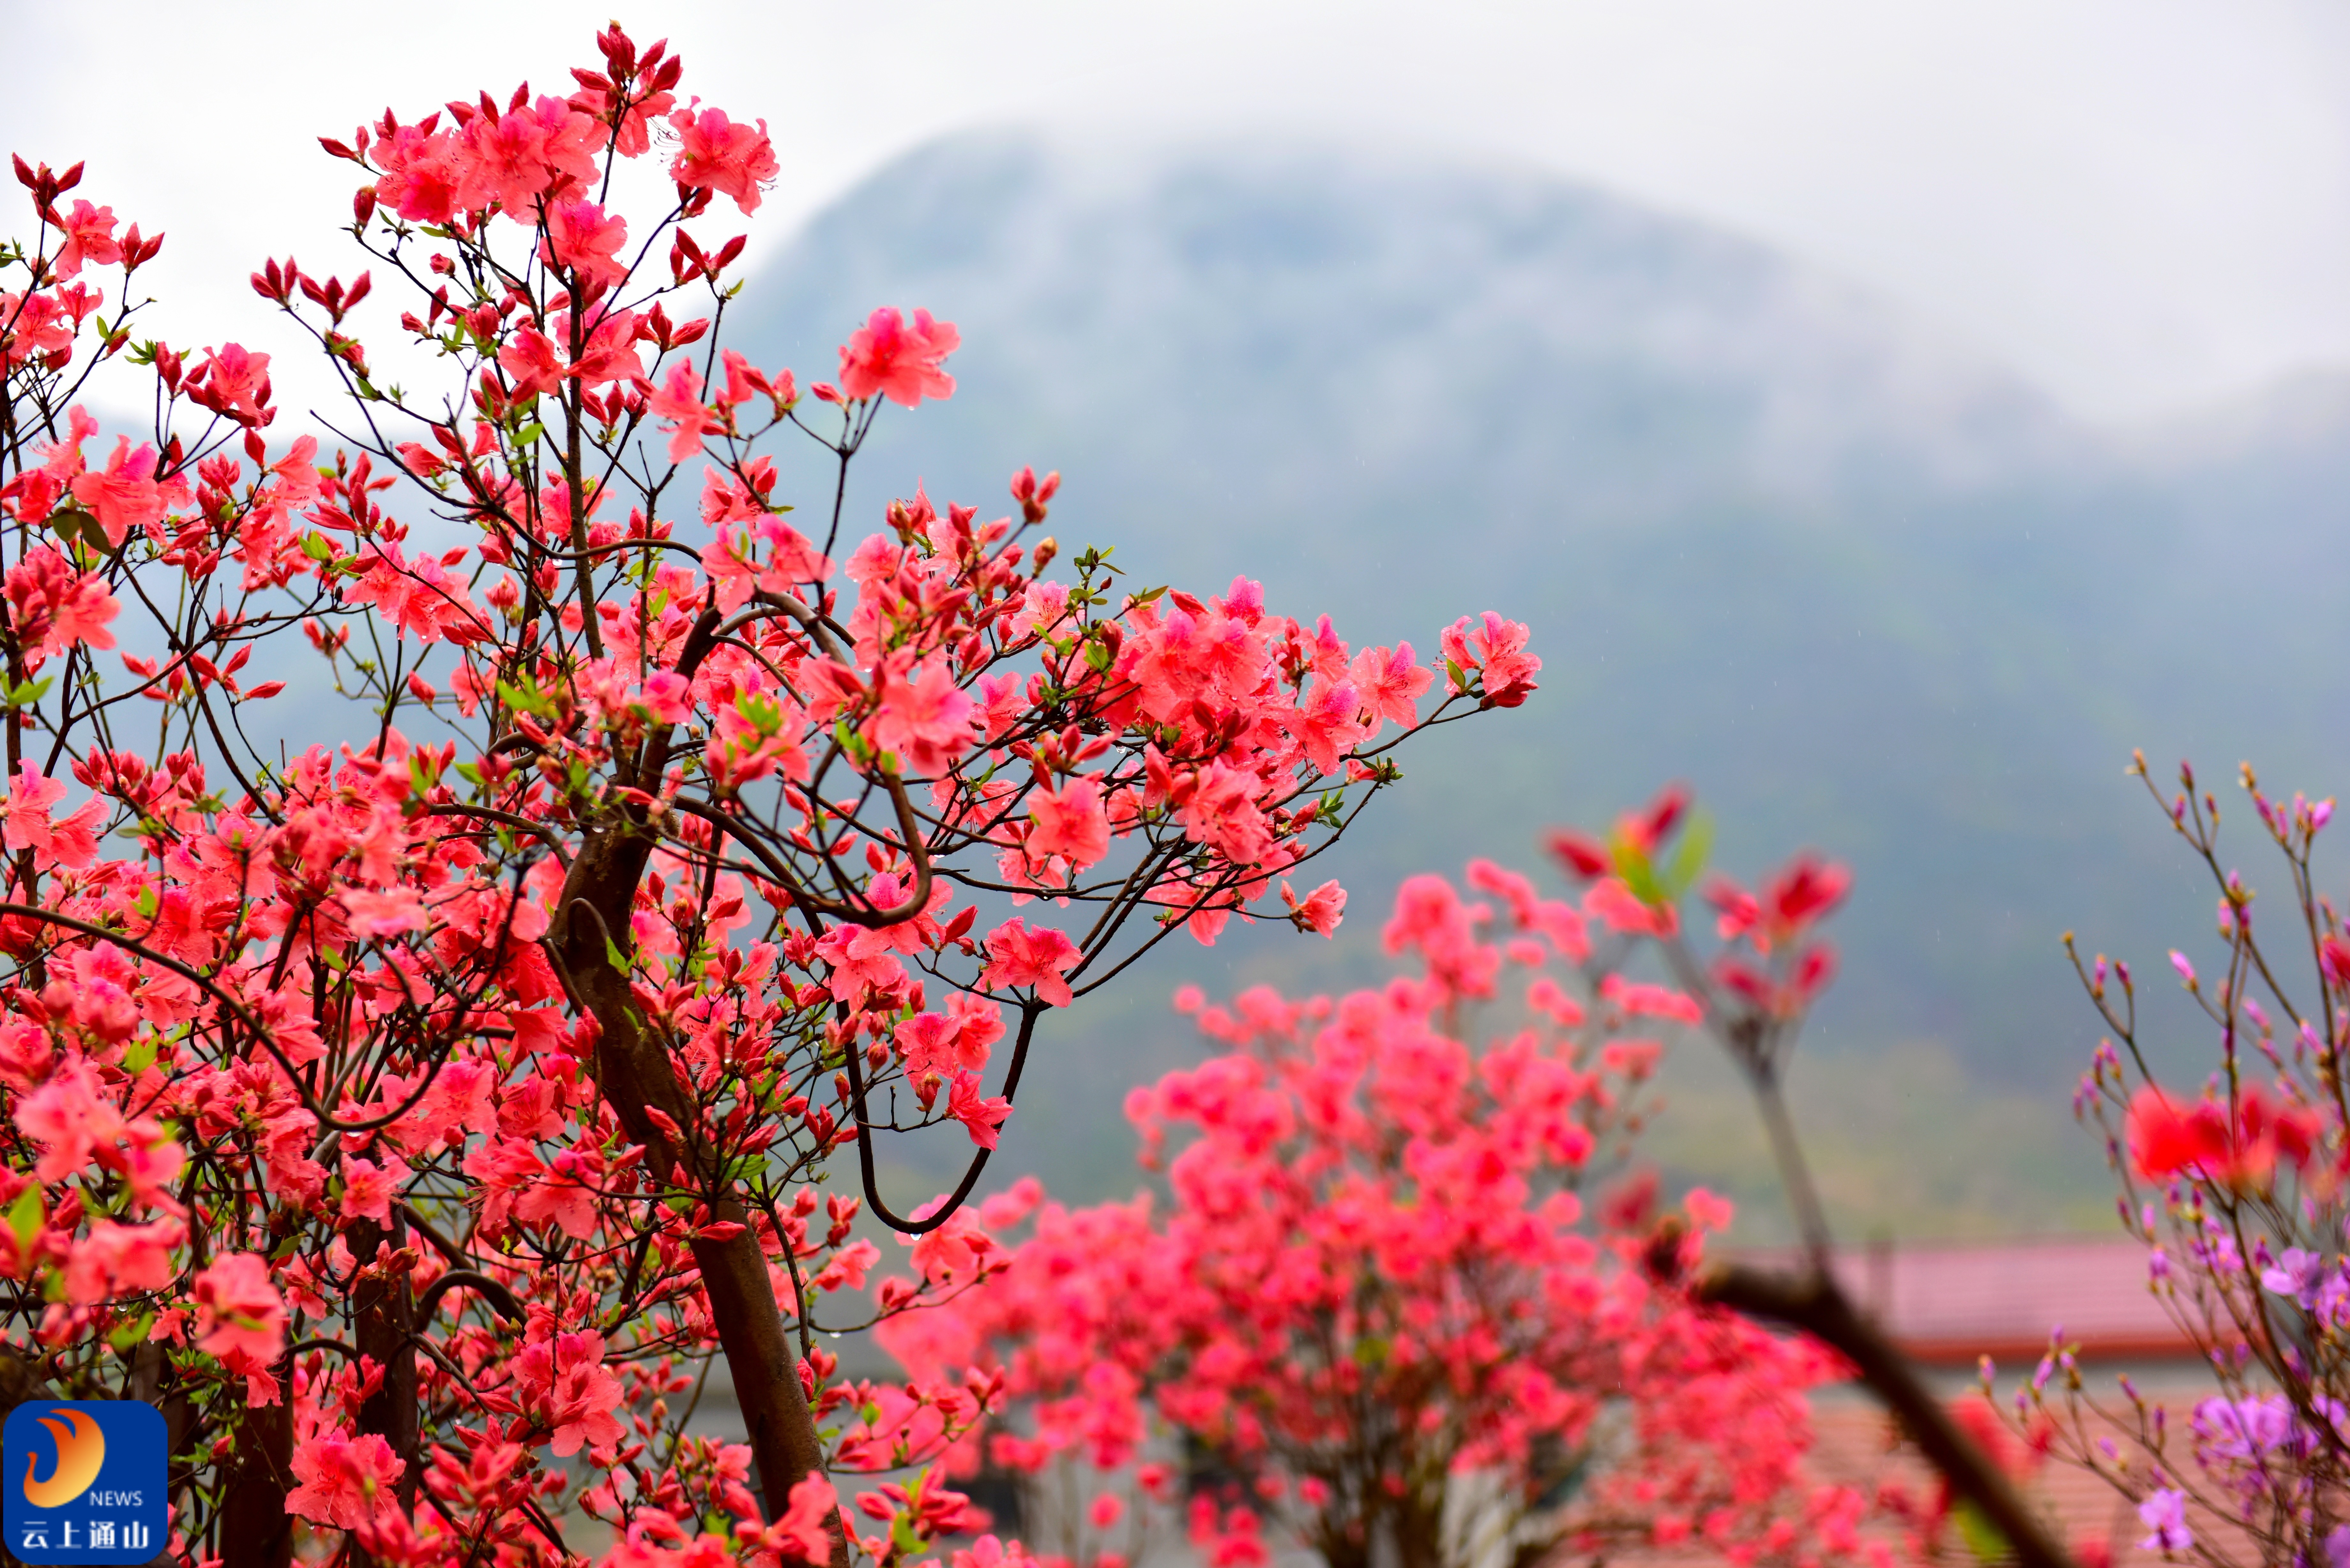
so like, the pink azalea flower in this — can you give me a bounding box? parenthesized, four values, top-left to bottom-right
(1440, 612, 1541, 708)
(1288, 676, 1368, 776)
(514, 1145, 605, 1239)
(1028, 775, 1111, 870)
(513, 1329, 627, 1457)
(562, 305, 644, 388)
(1684, 1187, 1736, 1233)
(51, 200, 120, 278)
(197, 343, 272, 426)
(948, 1070, 1014, 1150)
(895, 1011, 964, 1083)
(498, 325, 566, 400)
(667, 106, 779, 214)
(0, 289, 73, 372)
(906, 1202, 998, 1283)
(981, 919, 1081, 1008)
(1281, 879, 1346, 937)
(372, 122, 464, 223)
(70, 435, 166, 546)
(286, 1427, 405, 1530)
(540, 197, 630, 290)
(3, 763, 103, 869)
(342, 886, 426, 938)
(1598, 973, 1702, 1023)
(192, 1252, 287, 1364)
(61, 1217, 180, 1303)
(649, 360, 718, 463)
(867, 655, 978, 777)
(638, 670, 691, 723)
(952, 1535, 1039, 1568)
(838, 307, 959, 408)
(566, 67, 675, 159)
(456, 95, 599, 216)
(339, 1153, 410, 1224)
(1350, 641, 1432, 731)
(777, 1471, 839, 1564)
(891, 993, 1006, 1086)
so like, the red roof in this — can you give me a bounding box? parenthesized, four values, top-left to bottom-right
(1733, 1235, 2193, 1365)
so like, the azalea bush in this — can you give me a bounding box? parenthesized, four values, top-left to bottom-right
(880, 855, 1900, 1568)
(0, 23, 1533, 1568)
(2018, 755, 2350, 1565)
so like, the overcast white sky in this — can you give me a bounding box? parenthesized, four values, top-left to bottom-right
(8, 0, 2348, 426)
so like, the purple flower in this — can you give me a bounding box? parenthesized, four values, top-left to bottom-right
(2263, 1247, 2328, 1310)
(2193, 1395, 2302, 1462)
(2139, 1488, 2193, 1553)
(2319, 1269, 2350, 1330)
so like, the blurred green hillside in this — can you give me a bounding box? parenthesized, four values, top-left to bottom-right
(728, 132, 2350, 1241)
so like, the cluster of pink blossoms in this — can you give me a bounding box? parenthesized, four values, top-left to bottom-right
(881, 863, 1905, 1568)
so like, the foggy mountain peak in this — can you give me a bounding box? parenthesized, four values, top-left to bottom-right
(739, 129, 2079, 524)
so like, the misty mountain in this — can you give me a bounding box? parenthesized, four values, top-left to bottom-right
(721, 132, 2350, 1234)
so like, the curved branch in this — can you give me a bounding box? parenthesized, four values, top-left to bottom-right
(413, 1269, 527, 1326)
(422, 803, 574, 869)
(665, 792, 931, 930)
(844, 1001, 1042, 1233)
(286, 1337, 366, 1362)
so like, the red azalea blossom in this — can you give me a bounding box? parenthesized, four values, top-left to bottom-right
(839, 307, 961, 407)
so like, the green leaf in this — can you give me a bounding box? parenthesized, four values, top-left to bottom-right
(133, 885, 158, 920)
(1665, 810, 1714, 898)
(301, 531, 337, 563)
(1951, 1500, 2009, 1564)
(47, 505, 106, 554)
(497, 677, 556, 719)
(1613, 832, 1665, 906)
(7, 1187, 43, 1249)
(108, 1312, 154, 1353)
(120, 1037, 158, 1075)
(5, 676, 52, 710)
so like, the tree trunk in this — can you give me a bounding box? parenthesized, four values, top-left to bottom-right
(557, 829, 827, 1524)
(350, 1215, 420, 1511)
(216, 1359, 295, 1568)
